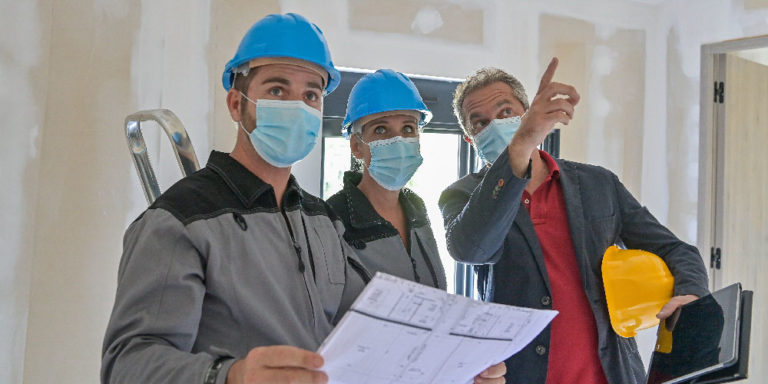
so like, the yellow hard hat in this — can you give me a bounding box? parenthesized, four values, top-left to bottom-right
(602, 245, 674, 338)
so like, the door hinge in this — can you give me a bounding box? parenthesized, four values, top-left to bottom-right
(714, 81, 725, 104)
(710, 247, 722, 269)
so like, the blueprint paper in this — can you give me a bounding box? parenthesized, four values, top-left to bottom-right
(318, 272, 558, 384)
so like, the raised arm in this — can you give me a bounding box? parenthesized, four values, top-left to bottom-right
(439, 149, 528, 264)
(440, 58, 579, 265)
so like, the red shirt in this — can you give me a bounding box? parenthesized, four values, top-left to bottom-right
(522, 151, 608, 384)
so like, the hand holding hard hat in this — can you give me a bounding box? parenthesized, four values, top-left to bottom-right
(602, 245, 698, 338)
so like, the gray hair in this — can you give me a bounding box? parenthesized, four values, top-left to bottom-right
(452, 67, 529, 136)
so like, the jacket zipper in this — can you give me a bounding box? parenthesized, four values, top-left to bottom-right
(415, 233, 442, 289)
(281, 210, 316, 324)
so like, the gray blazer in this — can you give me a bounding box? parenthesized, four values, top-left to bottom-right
(439, 149, 709, 384)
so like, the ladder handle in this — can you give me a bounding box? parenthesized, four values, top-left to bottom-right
(125, 109, 200, 205)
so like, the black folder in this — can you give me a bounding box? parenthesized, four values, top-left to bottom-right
(646, 283, 753, 384)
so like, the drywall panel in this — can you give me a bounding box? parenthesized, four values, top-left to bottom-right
(0, 1, 49, 383)
(539, 13, 645, 197)
(744, 0, 768, 10)
(665, 27, 700, 243)
(349, 0, 483, 45)
(23, 1, 141, 383)
(209, 0, 281, 155)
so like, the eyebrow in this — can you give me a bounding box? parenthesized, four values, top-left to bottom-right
(366, 116, 418, 127)
(467, 99, 514, 122)
(262, 77, 323, 92)
(262, 77, 290, 86)
(496, 99, 514, 109)
(366, 118, 391, 127)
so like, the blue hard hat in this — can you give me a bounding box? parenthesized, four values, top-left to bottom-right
(342, 69, 432, 137)
(222, 13, 341, 93)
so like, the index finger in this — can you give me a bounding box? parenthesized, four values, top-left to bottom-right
(256, 345, 325, 369)
(537, 57, 559, 96)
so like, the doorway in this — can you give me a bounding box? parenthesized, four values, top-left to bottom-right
(699, 35, 768, 383)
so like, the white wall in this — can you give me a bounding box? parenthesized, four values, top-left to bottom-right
(0, 2, 46, 383)
(3, 0, 768, 382)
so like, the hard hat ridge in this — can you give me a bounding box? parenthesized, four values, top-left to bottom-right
(222, 13, 341, 94)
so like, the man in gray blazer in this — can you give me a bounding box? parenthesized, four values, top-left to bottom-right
(439, 58, 709, 384)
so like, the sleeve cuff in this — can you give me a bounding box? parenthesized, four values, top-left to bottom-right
(210, 357, 237, 384)
(673, 283, 710, 300)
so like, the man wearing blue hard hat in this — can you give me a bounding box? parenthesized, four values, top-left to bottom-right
(102, 13, 366, 384)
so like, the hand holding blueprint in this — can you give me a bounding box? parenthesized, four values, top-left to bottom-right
(318, 273, 558, 384)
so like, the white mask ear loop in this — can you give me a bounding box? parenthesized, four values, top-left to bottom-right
(355, 132, 370, 146)
(353, 133, 372, 170)
(236, 91, 257, 135)
(239, 91, 258, 106)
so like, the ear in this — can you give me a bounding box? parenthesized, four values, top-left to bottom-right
(226, 89, 242, 122)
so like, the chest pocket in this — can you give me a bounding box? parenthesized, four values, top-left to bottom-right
(311, 226, 346, 285)
(305, 223, 346, 322)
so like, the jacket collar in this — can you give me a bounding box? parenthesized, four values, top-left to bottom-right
(340, 171, 427, 229)
(539, 149, 561, 180)
(206, 151, 304, 209)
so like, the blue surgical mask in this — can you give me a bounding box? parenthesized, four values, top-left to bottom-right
(360, 136, 423, 191)
(473, 116, 522, 164)
(239, 94, 322, 168)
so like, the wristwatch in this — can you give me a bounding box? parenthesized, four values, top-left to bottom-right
(203, 357, 227, 384)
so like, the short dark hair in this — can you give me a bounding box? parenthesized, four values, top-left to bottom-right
(232, 67, 259, 94)
(452, 67, 529, 136)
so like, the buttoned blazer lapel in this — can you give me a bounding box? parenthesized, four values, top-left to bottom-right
(556, 160, 593, 291)
(513, 205, 552, 294)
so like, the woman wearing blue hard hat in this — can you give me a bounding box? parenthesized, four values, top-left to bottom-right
(326, 70, 507, 383)
(327, 69, 444, 289)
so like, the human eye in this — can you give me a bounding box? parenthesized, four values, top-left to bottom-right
(305, 90, 320, 102)
(473, 120, 488, 131)
(500, 108, 513, 118)
(403, 125, 416, 135)
(268, 87, 283, 97)
(373, 125, 387, 135)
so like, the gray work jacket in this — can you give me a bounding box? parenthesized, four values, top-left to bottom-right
(326, 171, 447, 290)
(438, 149, 709, 384)
(102, 151, 369, 384)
